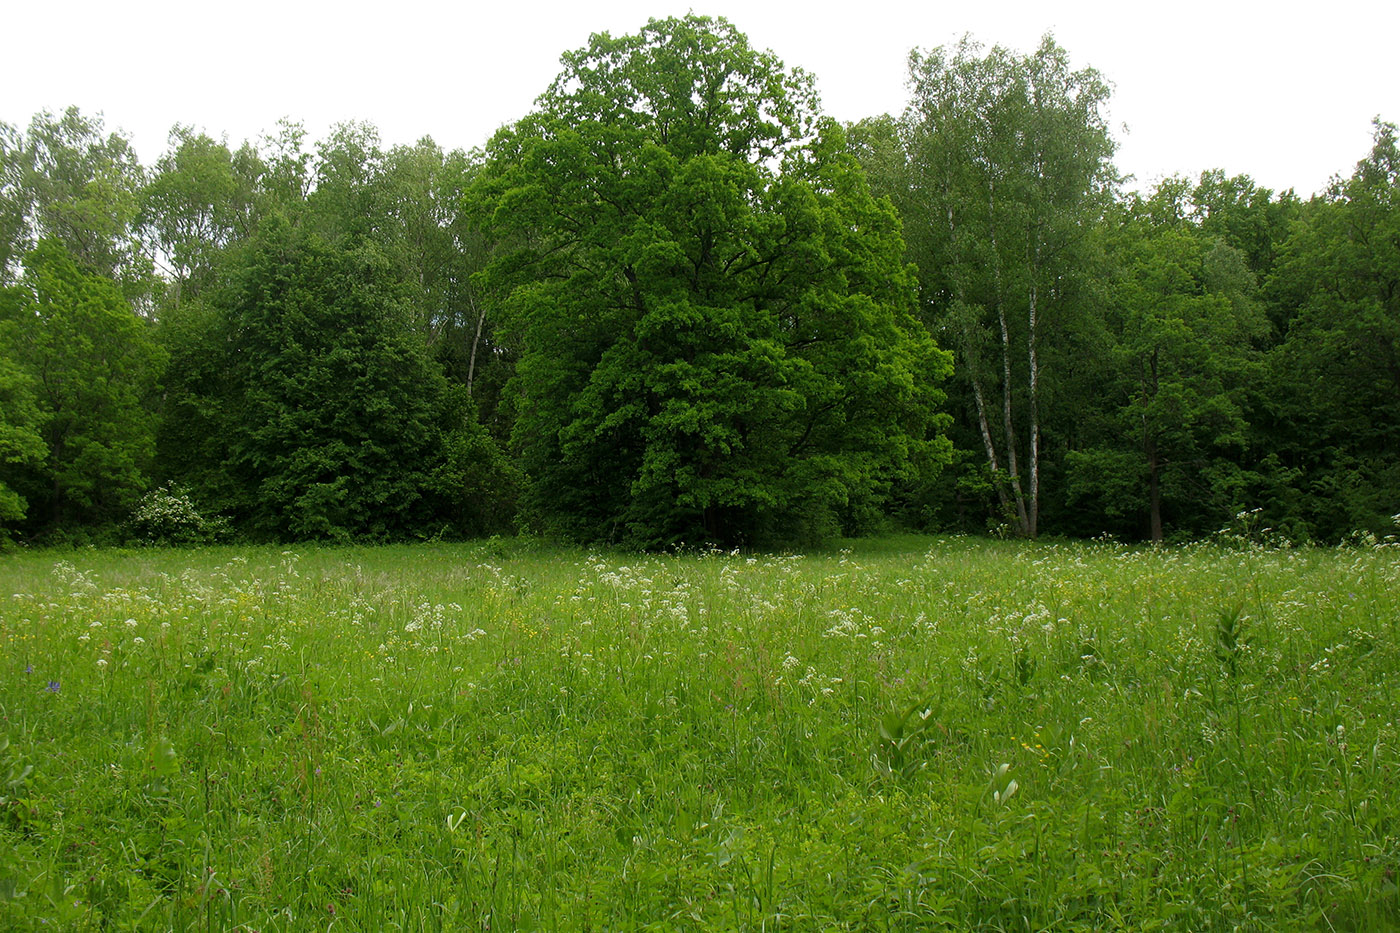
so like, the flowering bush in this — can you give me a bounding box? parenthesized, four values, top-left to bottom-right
(128, 484, 228, 546)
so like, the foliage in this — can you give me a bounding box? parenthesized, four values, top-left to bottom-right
(0, 122, 28, 284)
(483, 15, 952, 547)
(0, 240, 164, 536)
(127, 482, 228, 545)
(1262, 120, 1400, 540)
(165, 218, 512, 541)
(1191, 169, 1301, 282)
(899, 35, 1118, 537)
(7, 109, 153, 305)
(0, 349, 45, 532)
(1065, 188, 1268, 540)
(0, 26, 1396, 545)
(371, 140, 510, 423)
(137, 125, 260, 303)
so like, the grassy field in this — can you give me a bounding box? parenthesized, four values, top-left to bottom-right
(1, 535, 1398, 931)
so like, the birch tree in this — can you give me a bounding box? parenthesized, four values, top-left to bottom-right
(902, 36, 1115, 536)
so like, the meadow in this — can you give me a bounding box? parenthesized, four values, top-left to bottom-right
(1, 535, 1398, 931)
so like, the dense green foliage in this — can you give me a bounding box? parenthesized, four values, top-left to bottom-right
(482, 18, 950, 546)
(897, 37, 1117, 539)
(0, 16, 1395, 545)
(1, 240, 164, 535)
(0, 349, 44, 528)
(856, 44, 1396, 542)
(1066, 194, 1268, 541)
(162, 221, 511, 541)
(3, 537, 1399, 928)
(1261, 121, 1400, 540)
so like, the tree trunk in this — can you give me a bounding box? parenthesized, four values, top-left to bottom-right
(465, 288, 486, 398)
(1026, 279, 1040, 539)
(997, 300, 1030, 534)
(987, 177, 1029, 535)
(969, 370, 1013, 518)
(1146, 348, 1162, 542)
(945, 166, 1014, 524)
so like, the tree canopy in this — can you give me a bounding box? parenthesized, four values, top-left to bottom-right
(0, 239, 163, 535)
(0, 20, 1395, 546)
(480, 16, 952, 546)
(896, 36, 1117, 537)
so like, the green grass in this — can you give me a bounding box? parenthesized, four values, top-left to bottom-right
(2, 536, 1398, 930)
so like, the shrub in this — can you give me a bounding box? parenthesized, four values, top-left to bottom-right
(128, 483, 228, 546)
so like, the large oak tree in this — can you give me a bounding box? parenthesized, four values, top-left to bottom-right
(481, 16, 952, 546)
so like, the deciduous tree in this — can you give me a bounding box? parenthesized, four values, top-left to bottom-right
(482, 15, 951, 546)
(901, 36, 1116, 536)
(170, 218, 512, 540)
(1066, 189, 1267, 540)
(0, 240, 164, 533)
(1263, 120, 1400, 538)
(18, 109, 151, 303)
(138, 126, 260, 306)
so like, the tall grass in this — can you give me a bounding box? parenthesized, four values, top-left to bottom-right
(2, 536, 1397, 930)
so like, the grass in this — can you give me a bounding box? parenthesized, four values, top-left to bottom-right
(1, 535, 1398, 930)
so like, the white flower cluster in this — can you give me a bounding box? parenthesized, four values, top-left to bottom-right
(129, 483, 227, 545)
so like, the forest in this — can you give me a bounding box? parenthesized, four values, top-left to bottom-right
(1, 15, 1396, 549)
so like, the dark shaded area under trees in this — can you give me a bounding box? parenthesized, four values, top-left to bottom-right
(1, 16, 1395, 547)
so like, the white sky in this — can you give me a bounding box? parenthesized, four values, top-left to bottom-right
(3, 0, 1396, 198)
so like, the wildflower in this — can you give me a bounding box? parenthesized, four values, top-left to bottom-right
(25, 665, 33, 674)
(47, 680, 60, 692)
(96, 659, 108, 668)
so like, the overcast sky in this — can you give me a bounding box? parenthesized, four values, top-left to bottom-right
(4, 0, 1396, 197)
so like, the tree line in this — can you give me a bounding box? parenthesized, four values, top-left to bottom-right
(1, 16, 1395, 547)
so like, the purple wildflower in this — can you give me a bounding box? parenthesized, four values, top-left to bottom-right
(25, 665, 33, 674)
(47, 680, 60, 693)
